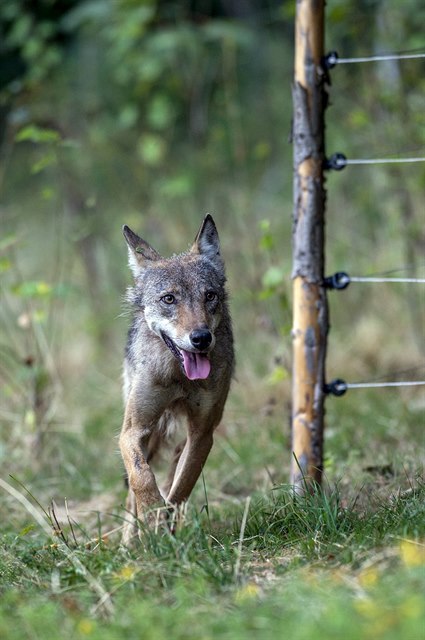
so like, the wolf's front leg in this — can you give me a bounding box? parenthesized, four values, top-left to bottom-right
(119, 401, 165, 544)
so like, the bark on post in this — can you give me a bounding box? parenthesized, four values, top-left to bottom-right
(291, 0, 328, 490)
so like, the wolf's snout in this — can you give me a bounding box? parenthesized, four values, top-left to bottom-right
(190, 329, 212, 351)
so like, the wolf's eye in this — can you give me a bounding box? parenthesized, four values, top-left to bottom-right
(161, 294, 176, 305)
(205, 291, 217, 302)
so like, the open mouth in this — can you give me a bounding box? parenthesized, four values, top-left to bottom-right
(161, 332, 211, 380)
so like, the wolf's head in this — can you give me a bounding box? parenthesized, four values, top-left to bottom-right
(123, 215, 228, 381)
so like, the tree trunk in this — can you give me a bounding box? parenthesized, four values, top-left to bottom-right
(291, 0, 329, 490)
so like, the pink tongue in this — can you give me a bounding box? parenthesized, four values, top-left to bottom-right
(181, 350, 211, 380)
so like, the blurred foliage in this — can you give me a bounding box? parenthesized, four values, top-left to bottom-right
(0, 0, 290, 204)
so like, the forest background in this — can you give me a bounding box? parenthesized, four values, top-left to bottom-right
(0, 1, 424, 638)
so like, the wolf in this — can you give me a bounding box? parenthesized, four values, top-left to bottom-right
(120, 214, 234, 543)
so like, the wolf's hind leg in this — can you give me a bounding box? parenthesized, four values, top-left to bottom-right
(166, 429, 213, 506)
(161, 438, 186, 498)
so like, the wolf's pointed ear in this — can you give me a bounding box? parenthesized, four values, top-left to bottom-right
(191, 214, 222, 265)
(123, 225, 161, 277)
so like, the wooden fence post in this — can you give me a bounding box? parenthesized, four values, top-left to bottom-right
(291, 0, 329, 490)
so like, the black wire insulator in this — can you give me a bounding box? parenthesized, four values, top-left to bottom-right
(324, 379, 348, 397)
(325, 153, 347, 171)
(324, 272, 351, 290)
(322, 51, 339, 70)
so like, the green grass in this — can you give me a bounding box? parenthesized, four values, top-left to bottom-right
(0, 479, 424, 640)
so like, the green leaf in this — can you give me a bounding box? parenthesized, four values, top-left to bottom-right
(118, 104, 139, 129)
(0, 257, 12, 273)
(41, 187, 55, 201)
(12, 281, 52, 298)
(7, 14, 32, 47)
(147, 95, 175, 131)
(137, 134, 166, 167)
(18, 524, 36, 537)
(267, 365, 289, 384)
(15, 125, 61, 145)
(158, 175, 194, 198)
(23, 36, 43, 60)
(253, 141, 271, 161)
(258, 219, 275, 251)
(31, 151, 57, 174)
(262, 266, 285, 289)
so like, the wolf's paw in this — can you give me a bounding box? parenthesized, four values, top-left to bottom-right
(121, 505, 171, 547)
(120, 516, 139, 548)
(164, 501, 188, 535)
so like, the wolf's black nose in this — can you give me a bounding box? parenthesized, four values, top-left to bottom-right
(190, 329, 212, 351)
